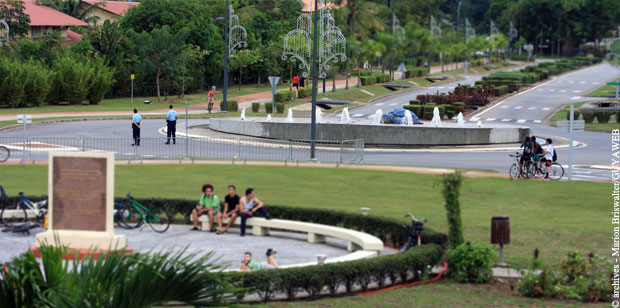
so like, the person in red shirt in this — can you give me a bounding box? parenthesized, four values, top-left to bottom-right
(207, 88, 215, 113)
(292, 75, 299, 90)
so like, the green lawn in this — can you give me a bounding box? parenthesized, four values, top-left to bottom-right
(253, 281, 605, 308)
(585, 78, 620, 97)
(0, 164, 608, 268)
(549, 102, 619, 132)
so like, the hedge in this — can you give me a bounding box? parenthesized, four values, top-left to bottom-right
(251, 103, 260, 113)
(275, 90, 295, 103)
(226, 100, 238, 112)
(409, 99, 421, 105)
(276, 103, 285, 114)
(264, 102, 273, 114)
(404, 67, 427, 78)
(595, 111, 612, 124)
(360, 76, 376, 86)
(297, 87, 312, 98)
(403, 105, 422, 116)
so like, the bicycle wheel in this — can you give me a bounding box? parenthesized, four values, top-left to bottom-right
(509, 164, 520, 180)
(0, 146, 9, 163)
(1, 203, 27, 227)
(119, 204, 143, 229)
(147, 206, 171, 233)
(548, 163, 565, 181)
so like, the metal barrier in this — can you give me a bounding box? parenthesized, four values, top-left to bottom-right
(0, 137, 364, 164)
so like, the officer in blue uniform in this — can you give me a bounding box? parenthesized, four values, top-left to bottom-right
(165, 105, 178, 145)
(132, 108, 142, 146)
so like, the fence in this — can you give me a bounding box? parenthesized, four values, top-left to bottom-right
(0, 137, 364, 164)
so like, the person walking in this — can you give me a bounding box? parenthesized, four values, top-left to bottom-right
(207, 87, 215, 113)
(165, 105, 178, 145)
(292, 74, 299, 90)
(131, 108, 142, 146)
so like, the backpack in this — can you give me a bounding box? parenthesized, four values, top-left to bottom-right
(0, 185, 7, 205)
(552, 149, 558, 162)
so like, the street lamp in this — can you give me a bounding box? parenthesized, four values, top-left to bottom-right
(216, 1, 247, 113)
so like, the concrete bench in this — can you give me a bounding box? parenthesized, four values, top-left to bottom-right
(191, 215, 383, 252)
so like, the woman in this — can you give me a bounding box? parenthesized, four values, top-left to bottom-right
(207, 88, 215, 113)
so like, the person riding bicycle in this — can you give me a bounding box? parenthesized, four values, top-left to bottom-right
(531, 136, 544, 168)
(519, 136, 533, 174)
(540, 138, 555, 180)
(207, 87, 215, 113)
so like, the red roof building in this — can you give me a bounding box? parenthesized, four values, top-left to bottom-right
(79, 0, 139, 26)
(21, 0, 89, 43)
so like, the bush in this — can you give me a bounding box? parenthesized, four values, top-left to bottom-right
(264, 103, 273, 114)
(275, 90, 295, 103)
(617, 112, 620, 124)
(442, 172, 464, 248)
(298, 87, 312, 98)
(582, 111, 595, 123)
(566, 110, 581, 120)
(360, 76, 376, 86)
(53, 56, 92, 105)
(86, 58, 115, 105)
(251, 103, 260, 113)
(519, 267, 559, 298)
(276, 103, 285, 114)
(448, 242, 495, 283)
(404, 105, 422, 117)
(409, 99, 421, 105)
(227, 101, 238, 112)
(21, 61, 51, 107)
(453, 102, 465, 112)
(595, 111, 612, 124)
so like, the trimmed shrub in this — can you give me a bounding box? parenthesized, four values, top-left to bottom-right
(617, 112, 620, 124)
(360, 76, 376, 86)
(453, 102, 465, 112)
(423, 104, 436, 120)
(276, 103, 285, 114)
(442, 172, 464, 248)
(275, 90, 295, 103)
(582, 111, 595, 123)
(298, 87, 312, 98)
(404, 105, 422, 116)
(264, 103, 273, 114)
(251, 103, 260, 113)
(53, 56, 92, 105)
(409, 99, 421, 105)
(227, 100, 238, 112)
(595, 111, 612, 124)
(566, 110, 581, 121)
(448, 242, 495, 283)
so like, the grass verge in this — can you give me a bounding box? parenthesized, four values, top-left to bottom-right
(549, 102, 619, 132)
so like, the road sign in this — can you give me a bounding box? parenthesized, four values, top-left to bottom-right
(557, 120, 585, 131)
(608, 82, 620, 86)
(130, 74, 135, 80)
(268, 76, 280, 90)
(17, 115, 32, 124)
(396, 62, 408, 73)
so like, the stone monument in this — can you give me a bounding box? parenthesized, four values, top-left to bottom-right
(34, 152, 127, 253)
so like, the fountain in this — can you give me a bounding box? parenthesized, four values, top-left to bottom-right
(266, 114, 272, 122)
(401, 110, 414, 126)
(476, 120, 483, 128)
(240, 108, 246, 121)
(340, 107, 352, 124)
(431, 107, 442, 127)
(286, 108, 294, 123)
(372, 109, 384, 125)
(457, 112, 465, 128)
(316, 108, 325, 124)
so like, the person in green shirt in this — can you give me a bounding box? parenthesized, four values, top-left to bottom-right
(191, 184, 223, 234)
(240, 252, 263, 271)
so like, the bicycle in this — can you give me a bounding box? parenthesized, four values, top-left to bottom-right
(400, 213, 427, 252)
(0, 145, 9, 163)
(508, 152, 532, 180)
(116, 193, 171, 233)
(529, 159, 564, 181)
(0, 191, 47, 227)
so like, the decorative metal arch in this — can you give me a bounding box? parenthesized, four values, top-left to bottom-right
(490, 20, 499, 39)
(465, 18, 475, 43)
(229, 6, 247, 57)
(430, 15, 441, 39)
(0, 20, 9, 47)
(282, 0, 346, 79)
(508, 21, 518, 41)
(393, 14, 406, 41)
(606, 35, 620, 65)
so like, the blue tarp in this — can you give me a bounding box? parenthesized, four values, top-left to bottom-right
(382, 108, 423, 124)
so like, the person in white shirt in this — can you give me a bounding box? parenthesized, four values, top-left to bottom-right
(541, 138, 555, 180)
(165, 105, 178, 145)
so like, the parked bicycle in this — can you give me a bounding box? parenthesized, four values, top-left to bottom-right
(0, 191, 47, 227)
(0, 145, 9, 163)
(400, 213, 427, 251)
(528, 160, 564, 181)
(116, 193, 171, 233)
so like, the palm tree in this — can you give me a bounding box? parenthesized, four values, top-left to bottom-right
(37, 0, 102, 25)
(336, 0, 385, 40)
(0, 245, 237, 307)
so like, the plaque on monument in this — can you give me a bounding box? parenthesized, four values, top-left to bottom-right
(35, 152, 127, 252)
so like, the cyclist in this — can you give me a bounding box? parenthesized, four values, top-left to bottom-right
(531, 136, 544, 172)
(207, 87, 215, 113)
(540, 138, 555, 180)
(519, 136, 533, 175)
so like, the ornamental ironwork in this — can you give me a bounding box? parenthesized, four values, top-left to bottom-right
(430, 15, 441, 39)
(229, 5, 247, 57)
(0, 20, 9, 46)
(508, 21, 518, 41)
(490, 20, 500, 39)
(465, 18, 475, 43)
(282, 0, 346, 79)
(392, 14, 405, 41)
(606, 35, 620, 66)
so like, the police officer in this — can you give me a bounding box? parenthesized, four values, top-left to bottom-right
(132, 108, 142, 146)
(165, 105, 178, 145)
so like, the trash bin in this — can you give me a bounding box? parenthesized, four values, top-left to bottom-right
(491, 216, 510, 244)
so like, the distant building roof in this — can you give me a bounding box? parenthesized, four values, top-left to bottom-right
(65, 29, 83, 43)
(83, 0, 139, 16)
(22, 0, 89, 27)
(301, 0, 344, 12)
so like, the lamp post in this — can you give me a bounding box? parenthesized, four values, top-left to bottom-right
(216, 1, 247, 113)
(282, 0, 346, 159)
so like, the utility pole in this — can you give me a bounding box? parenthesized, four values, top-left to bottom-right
(310, 0, 319, 159)
(389, 0, 394, 81)
(222, 0, 229, 112)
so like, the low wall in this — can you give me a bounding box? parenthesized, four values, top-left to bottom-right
(208, 119, 530, 146)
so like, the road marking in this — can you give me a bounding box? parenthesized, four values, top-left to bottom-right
(533, 120, 542, 123)
(375, 103, 385, 106)
(542, 107, 551, 111)
(579, 81, 586, 84)
(514, 106, 523, 109)
(500, 106, 510, 109)
(429, 86, 436, 89)
(559, 90, 566, 92)
(537, 89, 545, 91)
(501, 118, 511, 122)
(573, 90, 581, 93)
(568, 81, 575, 83)
(516, 119, 527, 123)
(388, 103, 398, 106)
(570, 96, 582, 100)
(471, 77, 552, 119)
(360, 89, 375, 96)
(437, 86, 445, 89)
(592, 82, 600, 84)
(528, 107, 536, 110)
(548, 89, 555, 92)
(485, 118, 496, 121)
(352, 113, 365, 117)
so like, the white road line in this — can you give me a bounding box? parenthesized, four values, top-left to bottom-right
(579, 81, 586, 84)
(485, 118, 496, 121)
(573, 90, 581, 93)
(429, 87, 436, 89)
(542, 107, 551, 111)
(437, 86, 445, 89)
(388, 103, 398, 106)
(501, 119, 511, 122)
(559, 90, 566, 92)
(528, 107, 536, 110)
(593, 82, 600, 84)
(376, 103, 385, 106)
(570, 96, 582, 100)
(472, 78, 552, 119)
(500, 106, 510, 109)
(533, 120, 542, 123)
(514, 106, 523, 109)
(537, 89, 545, 91)
(568, 81, 575, 83)
(352, 113, 365, 117)
(516, 119, 527, 123)
(573, 174, 606, 180)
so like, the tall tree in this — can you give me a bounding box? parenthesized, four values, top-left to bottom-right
(129, 26, 189, 102)
(0, 0, 31, 38)
(229, 48, 261, 90)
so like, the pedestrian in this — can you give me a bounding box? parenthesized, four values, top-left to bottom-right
(208, 87, 215, 113)
(300, 76, 305, 88)
(293, 74, 299, 90)
(541, 138, 555, 180)
(131, 108, 141, 146)
(239, 188, 271, 237)
(165, 105, 177, 145)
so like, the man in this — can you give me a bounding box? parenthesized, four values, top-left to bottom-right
(239, 188, 271, 237)
(222, 185, 240, 233)
(191, 184, 223, 234)
(131, 109, 142, 146)
(165, 105, 178, 145)
(531, 136, 544, 172)
(299, 76, 305, 88)
(240, 252, 263, 271)
(292, 74, 299, 90)
(519, 136, 533, 176)
(540, 138, 555, 180)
